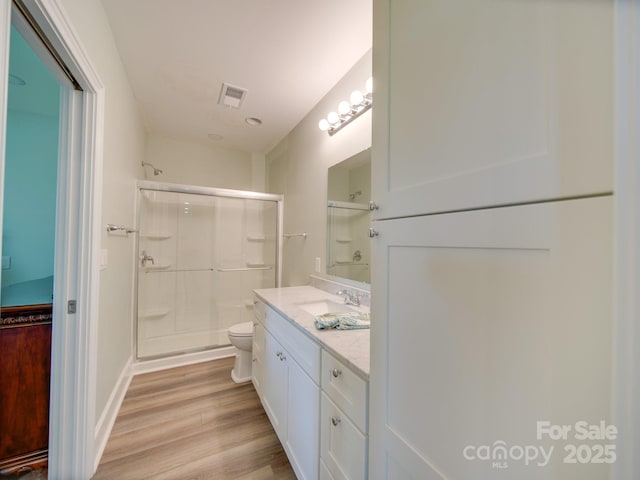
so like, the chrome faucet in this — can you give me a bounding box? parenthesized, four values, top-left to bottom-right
(141, 250, 155, 266)
(337, 289, 361, 307)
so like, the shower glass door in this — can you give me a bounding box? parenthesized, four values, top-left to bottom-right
(136, 186, 280, 359)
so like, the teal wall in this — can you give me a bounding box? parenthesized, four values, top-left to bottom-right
(1, 26, 60, 306)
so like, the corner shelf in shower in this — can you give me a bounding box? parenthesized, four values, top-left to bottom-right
(246, 235, 266, 242)
(335, 238, 353, 243)
(143, 264, 172, 272)
(139, 232, 172, 240)
(139, 309, 170, 318)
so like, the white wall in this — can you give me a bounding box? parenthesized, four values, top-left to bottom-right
(58, 0, 146, 421)
(145, 134, 257, 191)
(266, 50, 372, 286)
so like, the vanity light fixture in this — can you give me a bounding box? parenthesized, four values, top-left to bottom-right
(319, 77, 372, 136)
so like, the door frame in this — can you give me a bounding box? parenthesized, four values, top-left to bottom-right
(0, 0, 104, 478)
(613, 1, 640, 479)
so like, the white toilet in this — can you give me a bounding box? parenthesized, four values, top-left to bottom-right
(228, 321, 254, 383)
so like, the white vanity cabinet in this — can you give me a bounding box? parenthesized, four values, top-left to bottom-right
(319, 350, 369, 480)
(253, 299, 321, 480)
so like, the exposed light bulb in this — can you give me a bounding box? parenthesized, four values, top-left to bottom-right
(350, 90, 364, 106)
(318, 118, 330, 131)
(365, 77, 373, 94)
(327, 111, 340, 125)
(338, 101, 351, 115)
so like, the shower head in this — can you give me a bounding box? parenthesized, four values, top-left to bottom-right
(142, 161, 163, 176)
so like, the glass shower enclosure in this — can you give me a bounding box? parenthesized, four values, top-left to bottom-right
(135, 182, 282, 359)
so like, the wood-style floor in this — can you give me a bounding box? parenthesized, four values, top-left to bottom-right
(92, 357, 296, 480)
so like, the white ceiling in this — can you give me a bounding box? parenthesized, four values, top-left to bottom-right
(100, 0, 372, 153)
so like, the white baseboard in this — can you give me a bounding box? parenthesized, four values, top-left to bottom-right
(131, 346, 236, 376)
(94, 356, 133, 471)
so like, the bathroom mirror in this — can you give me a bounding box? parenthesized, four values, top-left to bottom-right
(326, 148, 371, 284)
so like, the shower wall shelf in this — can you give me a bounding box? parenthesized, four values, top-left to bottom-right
(140, 309, 170, 318)
(335, 238, 352, 243)
(246, 262, 267, 268)
(247, 235, 266, 242)
(329, 262, 370, 267)
(139, 233, 172, 240)
(284, 232, 308, 238)
(143, 264, 171, 272)
(216, 266, 273, 272)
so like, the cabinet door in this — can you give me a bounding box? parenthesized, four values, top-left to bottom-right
(262, 329, 288, 442)
(251, 323, 265, 397)
(321, 393, 367, 480)
(369, 196, 613, 479)
(286, 357, 320, 480)
(372, 0, 613, 220)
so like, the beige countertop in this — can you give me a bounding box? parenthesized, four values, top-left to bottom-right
(253, 285, 370, 379)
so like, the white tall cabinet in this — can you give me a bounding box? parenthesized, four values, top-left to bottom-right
(369, 1, 615, 479)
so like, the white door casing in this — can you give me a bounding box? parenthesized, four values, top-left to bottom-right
(0, 0, 105, 478)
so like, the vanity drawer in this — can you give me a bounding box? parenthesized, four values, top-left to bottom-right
(253, 297, 267, 323)
(321, 350, 368, 432)
(321, 392, 367, 480)
(265, 305, 321, 384)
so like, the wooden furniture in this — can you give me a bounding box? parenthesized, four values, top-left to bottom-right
(0, 304, 52, 475)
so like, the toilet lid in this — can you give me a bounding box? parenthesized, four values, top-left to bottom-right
(229, 321, 253, 337)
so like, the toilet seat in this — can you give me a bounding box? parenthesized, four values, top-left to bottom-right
(229, 321, 253, 337)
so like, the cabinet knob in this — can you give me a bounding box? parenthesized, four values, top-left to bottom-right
(332, 368, 342, 378)
(368, 201, 379, 211)
(276, 351, 282, 358)
(368, 228, 379, 238)
(331, 416, 341, 427)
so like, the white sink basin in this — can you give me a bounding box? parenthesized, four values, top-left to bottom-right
(296, 299, 362, 316)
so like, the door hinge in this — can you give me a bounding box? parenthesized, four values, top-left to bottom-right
(67, 300, 77, 314)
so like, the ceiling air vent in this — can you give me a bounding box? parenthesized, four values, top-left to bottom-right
(218, 82, 248, 108)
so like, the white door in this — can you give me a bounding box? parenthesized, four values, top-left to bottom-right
(286, 357, 320, 480)
(371, 0, 614, 220)
(262, 329, 288, 442)
(369, 196, 613, 479)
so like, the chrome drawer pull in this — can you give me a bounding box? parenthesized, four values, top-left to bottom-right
(332, 368, 342, 378)
(331, 416, 341, 427)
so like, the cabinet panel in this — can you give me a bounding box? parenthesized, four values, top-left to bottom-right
(321, 350, 368, 433)
(369, 196, 613, 479)
(262, 329, 288, 442)
(265, 306, 321, 383)
(372, 0, 613, 219)
(286, 359, 320, 480)
(321, 393, 367, 480)
(320, 460, 335, 480)
(251, 323, 265, 397)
